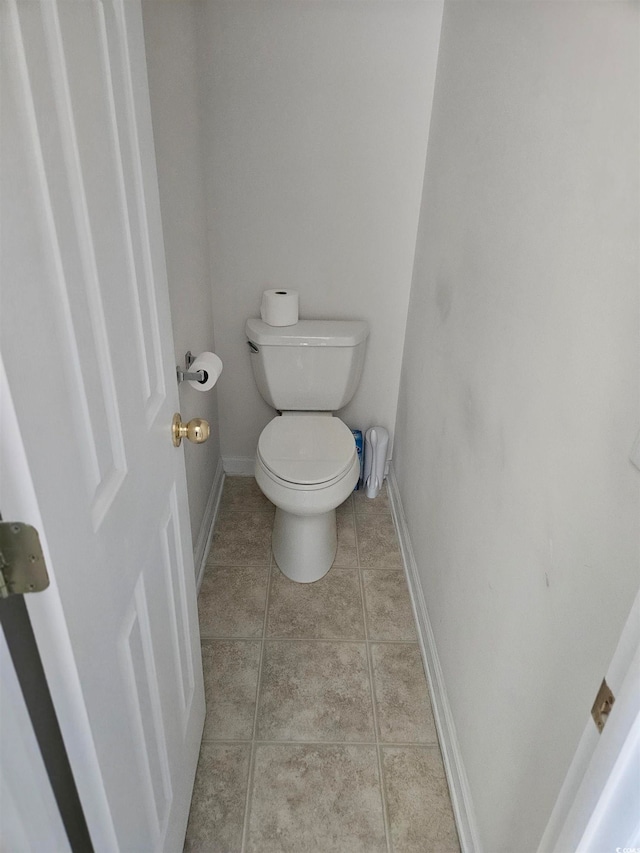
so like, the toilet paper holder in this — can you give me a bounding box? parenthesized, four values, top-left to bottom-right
(176, 351, 206, 384)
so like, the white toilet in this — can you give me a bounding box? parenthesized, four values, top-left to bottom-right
(246, 317, 369, 583)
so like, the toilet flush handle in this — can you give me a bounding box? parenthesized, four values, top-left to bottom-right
(247, 341, 259, 354)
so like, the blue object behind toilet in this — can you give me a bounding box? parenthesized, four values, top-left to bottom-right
(351, 429, 363, 490)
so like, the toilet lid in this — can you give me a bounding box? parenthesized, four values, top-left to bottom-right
(258, 416, 357, 486)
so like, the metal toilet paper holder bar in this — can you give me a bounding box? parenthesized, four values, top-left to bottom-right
(176, 351, 206, 384)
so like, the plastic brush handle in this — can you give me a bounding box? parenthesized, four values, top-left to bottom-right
(365, 429, 379, 497)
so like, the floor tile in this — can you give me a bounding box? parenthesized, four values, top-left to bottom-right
(208, 509, 272, 566)
(267, 567, 364, 640)
(202, 640, 261, 741)
(190, 477, 460, 851)
(336, 494, 354, 516)
(183, 742, 250, 853)
(334, 541, 358, 568)
(256, 640, 374, 741)
(382, 746, 460, 852)
(334, 506, 358, 567)
(220, 476, 274, 513)
(354, 481, 391, 516)
(371, 644, 436, 743)
(363, 571, 417, 642)
(356, 513, 403, 568)
(199, 567, 268, 638)
(338, 504, 356, 537)
(247, 744, 387, 853)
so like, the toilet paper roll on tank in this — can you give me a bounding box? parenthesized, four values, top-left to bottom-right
(260, 289, 299, 326)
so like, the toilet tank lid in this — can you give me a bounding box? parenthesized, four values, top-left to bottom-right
(246, 318, 368, 347)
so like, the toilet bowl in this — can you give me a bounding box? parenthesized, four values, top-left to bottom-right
(255, 413, 359, 582)
(246, 317, 369, 582)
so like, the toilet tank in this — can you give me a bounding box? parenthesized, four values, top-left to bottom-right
(246, 318, 369, 411)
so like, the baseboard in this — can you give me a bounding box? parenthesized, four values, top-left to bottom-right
(222, 456, 255, 476)
(193, 458, 225, 592)
(387, 465, 482, 853)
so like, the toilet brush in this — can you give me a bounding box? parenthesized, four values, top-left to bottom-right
(363, 427, 389, 499)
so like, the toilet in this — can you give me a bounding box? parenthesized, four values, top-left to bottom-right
(246, 317, 369, 583)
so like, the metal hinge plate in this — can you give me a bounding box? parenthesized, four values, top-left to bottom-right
(591, 678, 615, 733)
(0, 522, 50, 598)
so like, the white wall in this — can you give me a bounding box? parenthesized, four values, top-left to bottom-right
(199, 0, 442, 468)
(394, 2, 639, 850)
(142, 1, 222, 547)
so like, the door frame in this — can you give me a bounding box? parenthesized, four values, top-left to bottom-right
(539, 585, 640, 852)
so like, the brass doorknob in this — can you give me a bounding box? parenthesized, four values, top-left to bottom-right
(172, 413, 210, 447)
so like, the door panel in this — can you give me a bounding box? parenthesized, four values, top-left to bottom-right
(0, 631, 71, 853)
(1, 1, 205, 849)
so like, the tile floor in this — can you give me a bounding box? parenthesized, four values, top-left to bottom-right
(184, 477, 460, 853)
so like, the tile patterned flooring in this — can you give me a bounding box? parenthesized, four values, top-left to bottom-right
(185, 477, 460, 853)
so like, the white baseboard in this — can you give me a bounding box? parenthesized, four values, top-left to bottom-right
(222, 456, 255, 476)
(387, 465, 482, 853)
(193, 458, 225, 591)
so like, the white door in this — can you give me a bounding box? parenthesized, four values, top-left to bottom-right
(0, 614, 70, 852)
(1, 1, 205, 850)
(539, 588, 640, 853)
(550, 590, 640, 853)
(1, 360, 72, 852)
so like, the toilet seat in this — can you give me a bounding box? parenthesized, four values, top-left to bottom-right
(257, 415, 356, 486)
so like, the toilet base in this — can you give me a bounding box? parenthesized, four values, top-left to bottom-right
(272, 507, 337, 583)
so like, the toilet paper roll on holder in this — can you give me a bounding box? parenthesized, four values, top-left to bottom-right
(176, 351, 206, 384)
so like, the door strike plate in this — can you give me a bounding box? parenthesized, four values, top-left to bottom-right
(0, 522, 50, 598)
(591, 678, 615, 733)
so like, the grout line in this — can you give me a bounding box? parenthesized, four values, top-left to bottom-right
(200, 737, 254, 744)
(200, 738, 441, 747)
(367, 635, 393, 853)
(357, 563, 403, 570)
(356, 508, 393, 853)
(202, 738, 440, 751)
(200, 635, 420, 645)
(272, 564, 359, 575)
(240, 547, 272, 853)
(241, 741, 256, 853)
(202, 564, 405, 573)
(353, 495, 361, 571)
(200, 565, 272, 571)
(218, 510, 275, 517)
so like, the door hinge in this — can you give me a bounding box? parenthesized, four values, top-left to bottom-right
(0, 522, 50, 598)
(591, 678, 615, 733)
